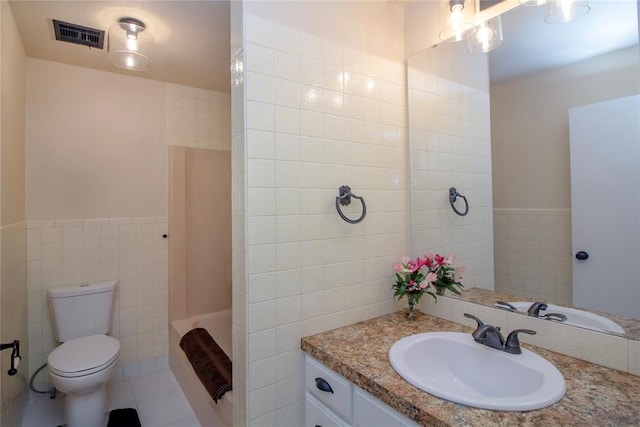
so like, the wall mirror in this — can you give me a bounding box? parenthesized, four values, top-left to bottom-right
(407, 0, 640, 340)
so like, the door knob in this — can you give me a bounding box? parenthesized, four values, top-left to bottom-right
(575, 251, 589, 260)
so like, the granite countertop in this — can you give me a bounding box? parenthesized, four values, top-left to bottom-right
(301, 311, 640, 427)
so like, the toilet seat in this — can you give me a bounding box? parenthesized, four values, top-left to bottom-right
(48, 335, 120, 378)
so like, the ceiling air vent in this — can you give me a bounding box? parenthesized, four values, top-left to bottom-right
(53, 20, 104, 49)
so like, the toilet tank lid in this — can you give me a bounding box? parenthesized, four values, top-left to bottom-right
(48, 280, 117, 299)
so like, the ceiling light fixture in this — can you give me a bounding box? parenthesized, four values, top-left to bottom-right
(107, 17, 154, 71)
(468, 15, 503, 53)
(544, 0, 591, 23)
(439, 0, 476, 42)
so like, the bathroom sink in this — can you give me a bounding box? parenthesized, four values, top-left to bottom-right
(504, 302, 625, 334)
(388, 332, 565, 411)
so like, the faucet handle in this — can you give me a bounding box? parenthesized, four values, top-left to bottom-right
(504, 329, 536, 354)
(496, 301, 517, 311)
(463, 313, 484, 327)
(541, 313, 567, 322)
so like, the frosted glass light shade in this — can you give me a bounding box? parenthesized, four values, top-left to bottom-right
(107, 17, 154, 71)
(468, 15, 503, 53)
(439, 0, 476, 42)
(545, 0, 590, 23)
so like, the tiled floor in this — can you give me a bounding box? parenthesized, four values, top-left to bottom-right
(22, 368, 201, 427)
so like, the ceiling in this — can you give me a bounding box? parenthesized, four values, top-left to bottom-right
(8, 0, 231, 93)
(489, 0, 639, 83)
(8, 1, 638, 91)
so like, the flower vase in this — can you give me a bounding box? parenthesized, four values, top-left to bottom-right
(406, 300, 417, 320)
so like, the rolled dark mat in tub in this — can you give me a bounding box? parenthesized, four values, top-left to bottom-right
(179, 327, 232, 403)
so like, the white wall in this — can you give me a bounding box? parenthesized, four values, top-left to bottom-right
(235, 1, 407, 424)
(26, 60, 166, 220)
(491, 46, 640, 210)
(24, 59, 231, 379)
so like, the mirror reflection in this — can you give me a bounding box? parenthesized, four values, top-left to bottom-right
(408, 1, 640, 339)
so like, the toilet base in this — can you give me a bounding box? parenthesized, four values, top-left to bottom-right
(64, 385, 108, 427)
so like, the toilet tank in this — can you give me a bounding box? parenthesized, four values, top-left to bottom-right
(48, 281, 117, 342)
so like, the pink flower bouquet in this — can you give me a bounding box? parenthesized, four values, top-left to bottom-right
(392, 253, 464, 317)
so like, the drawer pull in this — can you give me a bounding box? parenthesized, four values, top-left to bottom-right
(315, 377, 334, 393)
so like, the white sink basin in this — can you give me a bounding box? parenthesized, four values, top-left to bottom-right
(389, 332, 565, 411)
(504, 302, 625, 334)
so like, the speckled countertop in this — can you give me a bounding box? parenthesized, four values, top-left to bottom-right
(301, 311, 640, 427)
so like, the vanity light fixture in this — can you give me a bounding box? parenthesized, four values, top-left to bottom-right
(544, 0, 591, 23)
(467, 15, 503, 53)
(107, 17, 154, 71)
(439, 0, 476, 42)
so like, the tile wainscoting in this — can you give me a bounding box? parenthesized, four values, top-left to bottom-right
(494, 208, 572, 305)
(26, 217, 168, 383)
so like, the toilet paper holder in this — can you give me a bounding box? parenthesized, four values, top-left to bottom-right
(0, 340, 21, 376)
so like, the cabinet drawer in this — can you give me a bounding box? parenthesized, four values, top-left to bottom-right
(353, 387, 419, 427)
(305, 393, 350, 427)
(305, 355, 353, 423)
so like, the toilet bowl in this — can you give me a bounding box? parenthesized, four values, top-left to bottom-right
(47, 281, 120, 427)
(48, 334, 120, 427)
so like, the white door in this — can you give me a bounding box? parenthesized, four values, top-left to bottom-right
(569, 94, 640, 318)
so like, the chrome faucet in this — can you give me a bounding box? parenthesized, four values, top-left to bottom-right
(464, 313, 536, 354)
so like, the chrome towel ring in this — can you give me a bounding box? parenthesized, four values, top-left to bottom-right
(449, 187, 469, 216)
(336, 185, 367, 224)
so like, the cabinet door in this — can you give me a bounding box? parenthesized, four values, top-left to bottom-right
(306, 393, 350, 427)
(305, 356, 353, 422)
(353, 387, 420, 427)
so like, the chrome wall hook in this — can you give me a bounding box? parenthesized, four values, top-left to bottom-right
(449, 187, 469, 216)
(335, 185, 367, 224)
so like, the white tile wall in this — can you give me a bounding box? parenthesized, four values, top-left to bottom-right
(241, 13, 407, 425)
(407, 44, 494, 291)
(493, 208, 572, 305)
(26, 217, 168, 382)
(165, 85, 231, 151)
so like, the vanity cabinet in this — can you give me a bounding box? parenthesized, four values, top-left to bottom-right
(305, 355, 419, 427)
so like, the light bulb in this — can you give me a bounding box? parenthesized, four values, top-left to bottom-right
(560, 0, 572, 21)
(126, 38, 138, 51)
(126, 55, 135, 68)
(439, 0, 475, 42)
(477, 24, 491, 52)
(449, 5, 465, 34)
(467, 15, 503, 54)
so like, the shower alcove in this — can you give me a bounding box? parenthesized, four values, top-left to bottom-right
(167, 145, 232, 426)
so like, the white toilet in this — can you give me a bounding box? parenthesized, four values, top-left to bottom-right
(47, 280, 120, 427)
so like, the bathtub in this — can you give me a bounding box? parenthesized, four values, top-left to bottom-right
(170, 310, 233, 426)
